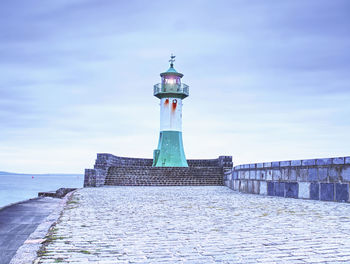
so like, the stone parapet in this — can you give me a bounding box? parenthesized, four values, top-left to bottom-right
(94, 154, 153, 169)
(225, 156, 350, 203)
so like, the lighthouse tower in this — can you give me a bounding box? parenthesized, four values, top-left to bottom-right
(152, 55, 189, 167)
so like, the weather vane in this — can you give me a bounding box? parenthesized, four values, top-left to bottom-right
(169, 53, 176, 67)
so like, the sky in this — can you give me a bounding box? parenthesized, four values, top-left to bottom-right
(0, 0, 350, 173)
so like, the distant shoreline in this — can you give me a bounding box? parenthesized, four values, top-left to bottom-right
(0, 171, 83, 176)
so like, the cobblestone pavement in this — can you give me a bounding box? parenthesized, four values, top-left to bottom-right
(36, 186, 350, 264)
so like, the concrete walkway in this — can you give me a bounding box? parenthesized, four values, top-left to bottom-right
(36, 186, 350, 264)
(0, 197, 61, 264)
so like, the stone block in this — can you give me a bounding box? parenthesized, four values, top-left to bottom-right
(280, 161, 290, 167)
(229, 173, 234, 181)
(346, 157, 350, 164)
(320, 183, 334, 201)
(244, 170, 249, 179)
(233, 171, 238, 180)
(310, 183, 319, 200)
(240, 180, 248, 192)
(318, 168, 328, 181)
(299, 182, 310, 199)
(289, 169, 297, 181)
(333, 157, 344, 165)
(341, 167, 350, 182)
(291, 160, 302, 166)
(266, 170, 272, 181)
(298, 168, 308, 182)
(225, 173, 231, 181)
(264, 162, 272, 168)
(256, 163, 264, 168)
(249, 164, 256, 169)
(271, 162, 280, 168)
(316, 158, 332, 165)
(255, 170, 262, 180)
(267, 182, 274, 196)
(329, 167, 340, 182)
(260, 181, 267, 195)
(308, 168, 318, 182)
(253, 181, 260, 194)
(302, 159, 316, 166)
(84, 169, 97, 187)
(248, 181, 254, 193)
(281, 168, 289, 181)
(238, 180, 242, 190)
(275, 182, 285, 197)
(272, 169, 281, 181)
(234, 180, 240, 191)
(249, 170, 256, 180)
(336, 184, 349, 202)
(285, 182, 298, 198)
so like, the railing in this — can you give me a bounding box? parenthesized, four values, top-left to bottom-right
(153, 83, 189, 97)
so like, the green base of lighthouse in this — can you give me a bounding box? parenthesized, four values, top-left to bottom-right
(152, 131, 188, 167)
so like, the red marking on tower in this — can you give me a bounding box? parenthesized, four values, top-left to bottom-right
(172, 99, 177, 112)
(164, 99, 169, 106)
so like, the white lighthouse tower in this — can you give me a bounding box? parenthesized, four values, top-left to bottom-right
(152, 55, 189, 167)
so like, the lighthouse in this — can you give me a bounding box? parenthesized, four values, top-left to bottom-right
(152, 55, 189, 167)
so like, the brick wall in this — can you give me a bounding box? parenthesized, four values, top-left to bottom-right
(224, 156, 350, 203)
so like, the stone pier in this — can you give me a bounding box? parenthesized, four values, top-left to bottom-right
(35, 186, 350, 264)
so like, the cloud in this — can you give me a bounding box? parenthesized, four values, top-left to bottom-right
(0, 0, 349, 172)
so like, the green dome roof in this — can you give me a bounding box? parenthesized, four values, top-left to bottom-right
(160, 65, 184, 78)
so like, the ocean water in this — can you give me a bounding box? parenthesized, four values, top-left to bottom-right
(0, 174, 84, 208)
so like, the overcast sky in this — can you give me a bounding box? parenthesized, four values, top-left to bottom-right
(0, 0, 349, 173)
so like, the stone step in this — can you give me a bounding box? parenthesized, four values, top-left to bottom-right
(105, 166, 223, 186)
(104, 166, 224, 186)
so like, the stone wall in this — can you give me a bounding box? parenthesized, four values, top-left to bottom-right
(187, 156, 233, 168)
(93, 153, 153, 169)
(92, 153, 233, 169)
(224, 156, 350, 203)
(105, 166, 223, 186)
(84, 154, 232, 187)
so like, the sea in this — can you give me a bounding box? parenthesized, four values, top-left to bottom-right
(0, 173, 84, 208)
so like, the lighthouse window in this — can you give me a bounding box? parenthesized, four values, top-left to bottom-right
(165, 78, 176, 84)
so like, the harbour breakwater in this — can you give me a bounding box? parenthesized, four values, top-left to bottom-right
(84, 154, 350, 203)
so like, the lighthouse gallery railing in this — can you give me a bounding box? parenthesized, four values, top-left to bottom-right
(153, 83, 189, 97)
